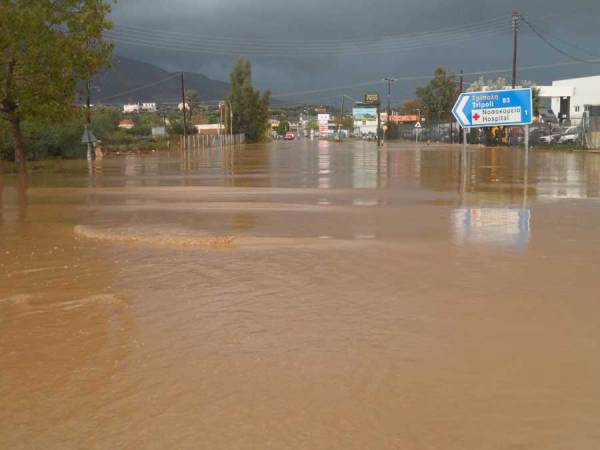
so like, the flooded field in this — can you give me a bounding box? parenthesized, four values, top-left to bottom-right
(2, 140, 600, 449)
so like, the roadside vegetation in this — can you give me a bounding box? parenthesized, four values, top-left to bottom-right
(0, 0, 113, 173)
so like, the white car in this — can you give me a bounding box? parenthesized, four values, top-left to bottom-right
(558, 127, 579, 145)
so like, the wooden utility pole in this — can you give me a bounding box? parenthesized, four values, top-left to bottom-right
(338, 95, 345, 142)
(458, 70, 464, 143)
(85, 78, 93, 161)
(384, 77, 396, 139)
(377, 101, 382, 147)
(512, 12, 520, 88)
(181, 72, 187, 150)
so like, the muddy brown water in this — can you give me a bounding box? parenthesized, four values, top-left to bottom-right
(2, 140, 600, 449)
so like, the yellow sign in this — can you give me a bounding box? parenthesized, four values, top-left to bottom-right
(364, 93, 380, 105)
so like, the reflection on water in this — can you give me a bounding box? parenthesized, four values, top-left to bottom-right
(318, 142, 331, 189)
(3, 141, 600, 449)
(453, 208, 531, 248)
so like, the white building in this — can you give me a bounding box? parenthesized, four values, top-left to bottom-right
(141, 102, 157, 112)
(549, 75, 600, 121)
(123, 103, 140, 114)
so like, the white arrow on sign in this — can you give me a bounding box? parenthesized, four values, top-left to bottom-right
(455, 95, 470, 126)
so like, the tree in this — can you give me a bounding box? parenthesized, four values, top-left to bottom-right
(276, 120, 290, 136)
(228, 59, 271, 143)
(0, 1, 113, 172)
(341, 115, 354, 130)
(186, 89, 200, 123)
(415, 67, 459, 123)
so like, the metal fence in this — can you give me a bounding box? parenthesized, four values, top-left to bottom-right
(388, 122, 461, 143)
(180, 133, 245, 150)
(389, 119, 590, 148)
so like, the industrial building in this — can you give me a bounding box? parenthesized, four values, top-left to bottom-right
(537, 75, 600, 122)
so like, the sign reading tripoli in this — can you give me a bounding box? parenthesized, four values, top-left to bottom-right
(452, 88, 533, 128)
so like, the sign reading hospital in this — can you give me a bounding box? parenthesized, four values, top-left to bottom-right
(452, 88, 533, 128)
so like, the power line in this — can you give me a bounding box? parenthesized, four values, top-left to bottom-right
(104, 26, 508, 58)
(270, 58, 600, 98)
(104, 18, 510, 57)
(532, 17, 600, 58)
(521, 15, 600, 64)
(96, 73, 181, 101)
(110, 16, 508, 48)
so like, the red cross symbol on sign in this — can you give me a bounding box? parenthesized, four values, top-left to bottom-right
(473, 113, 481, 121)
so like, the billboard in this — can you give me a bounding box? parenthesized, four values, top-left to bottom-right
(318, 114, 330, 135)
(353, 108, 377, 121)
(318, 114, 330, 123)
(353, 107, 378, 134)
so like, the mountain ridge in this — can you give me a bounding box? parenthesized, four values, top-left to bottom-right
(93, 56, 230, 105)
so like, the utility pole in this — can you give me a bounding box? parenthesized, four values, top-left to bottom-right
(458, 70, 464, 143)
(180, 72, 187, 150)
(228, 101, 233, 137)
(377, 101, 382, 147)
(85, 78, 93, 161)
(384, 78, 397, 137)
(512, 11, 520, 89)
(338, 95, 345, 142)
(511, 12, 520, 146)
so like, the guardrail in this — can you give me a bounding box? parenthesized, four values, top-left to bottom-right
(180, 133, 245, 150)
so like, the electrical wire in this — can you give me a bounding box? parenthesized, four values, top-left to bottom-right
(104, 19, 510, 57)
(96, 72, 181, 101)
(110, 16, 508, 48)
(521, 15, 600, 64)
(105, 28, 508, 58)
(531, 17, 600, 58)
(270, 58, 600, 98)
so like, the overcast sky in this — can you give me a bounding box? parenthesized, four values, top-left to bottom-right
(109, 0, 600, 104)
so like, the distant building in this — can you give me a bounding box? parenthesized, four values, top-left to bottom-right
(123, 104, 140, 114)
(141, 102, 157, 112)
(178, 102, 190, 111)
(118, 119, 135, 130)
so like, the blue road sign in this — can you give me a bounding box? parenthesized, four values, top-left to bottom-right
(452, 88, 533, 128)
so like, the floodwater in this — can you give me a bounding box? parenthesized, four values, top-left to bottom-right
(2, 140, 600, 449)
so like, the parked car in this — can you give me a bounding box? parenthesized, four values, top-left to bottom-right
(558, 127, 579, 145)
(284, 132, 296, 141)
(539, 133, 559, 144)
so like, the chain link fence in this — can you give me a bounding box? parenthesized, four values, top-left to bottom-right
(388, 118, 590, 149)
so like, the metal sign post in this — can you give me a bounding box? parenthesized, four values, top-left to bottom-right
(364, 93, 382, 147)
(414, 121, 422, 144)
(81, 127, 97, 161)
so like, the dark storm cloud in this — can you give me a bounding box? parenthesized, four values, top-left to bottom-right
(109, 0, 600, 101)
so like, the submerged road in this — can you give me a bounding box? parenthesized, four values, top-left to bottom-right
(2, 140, 600, 449)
